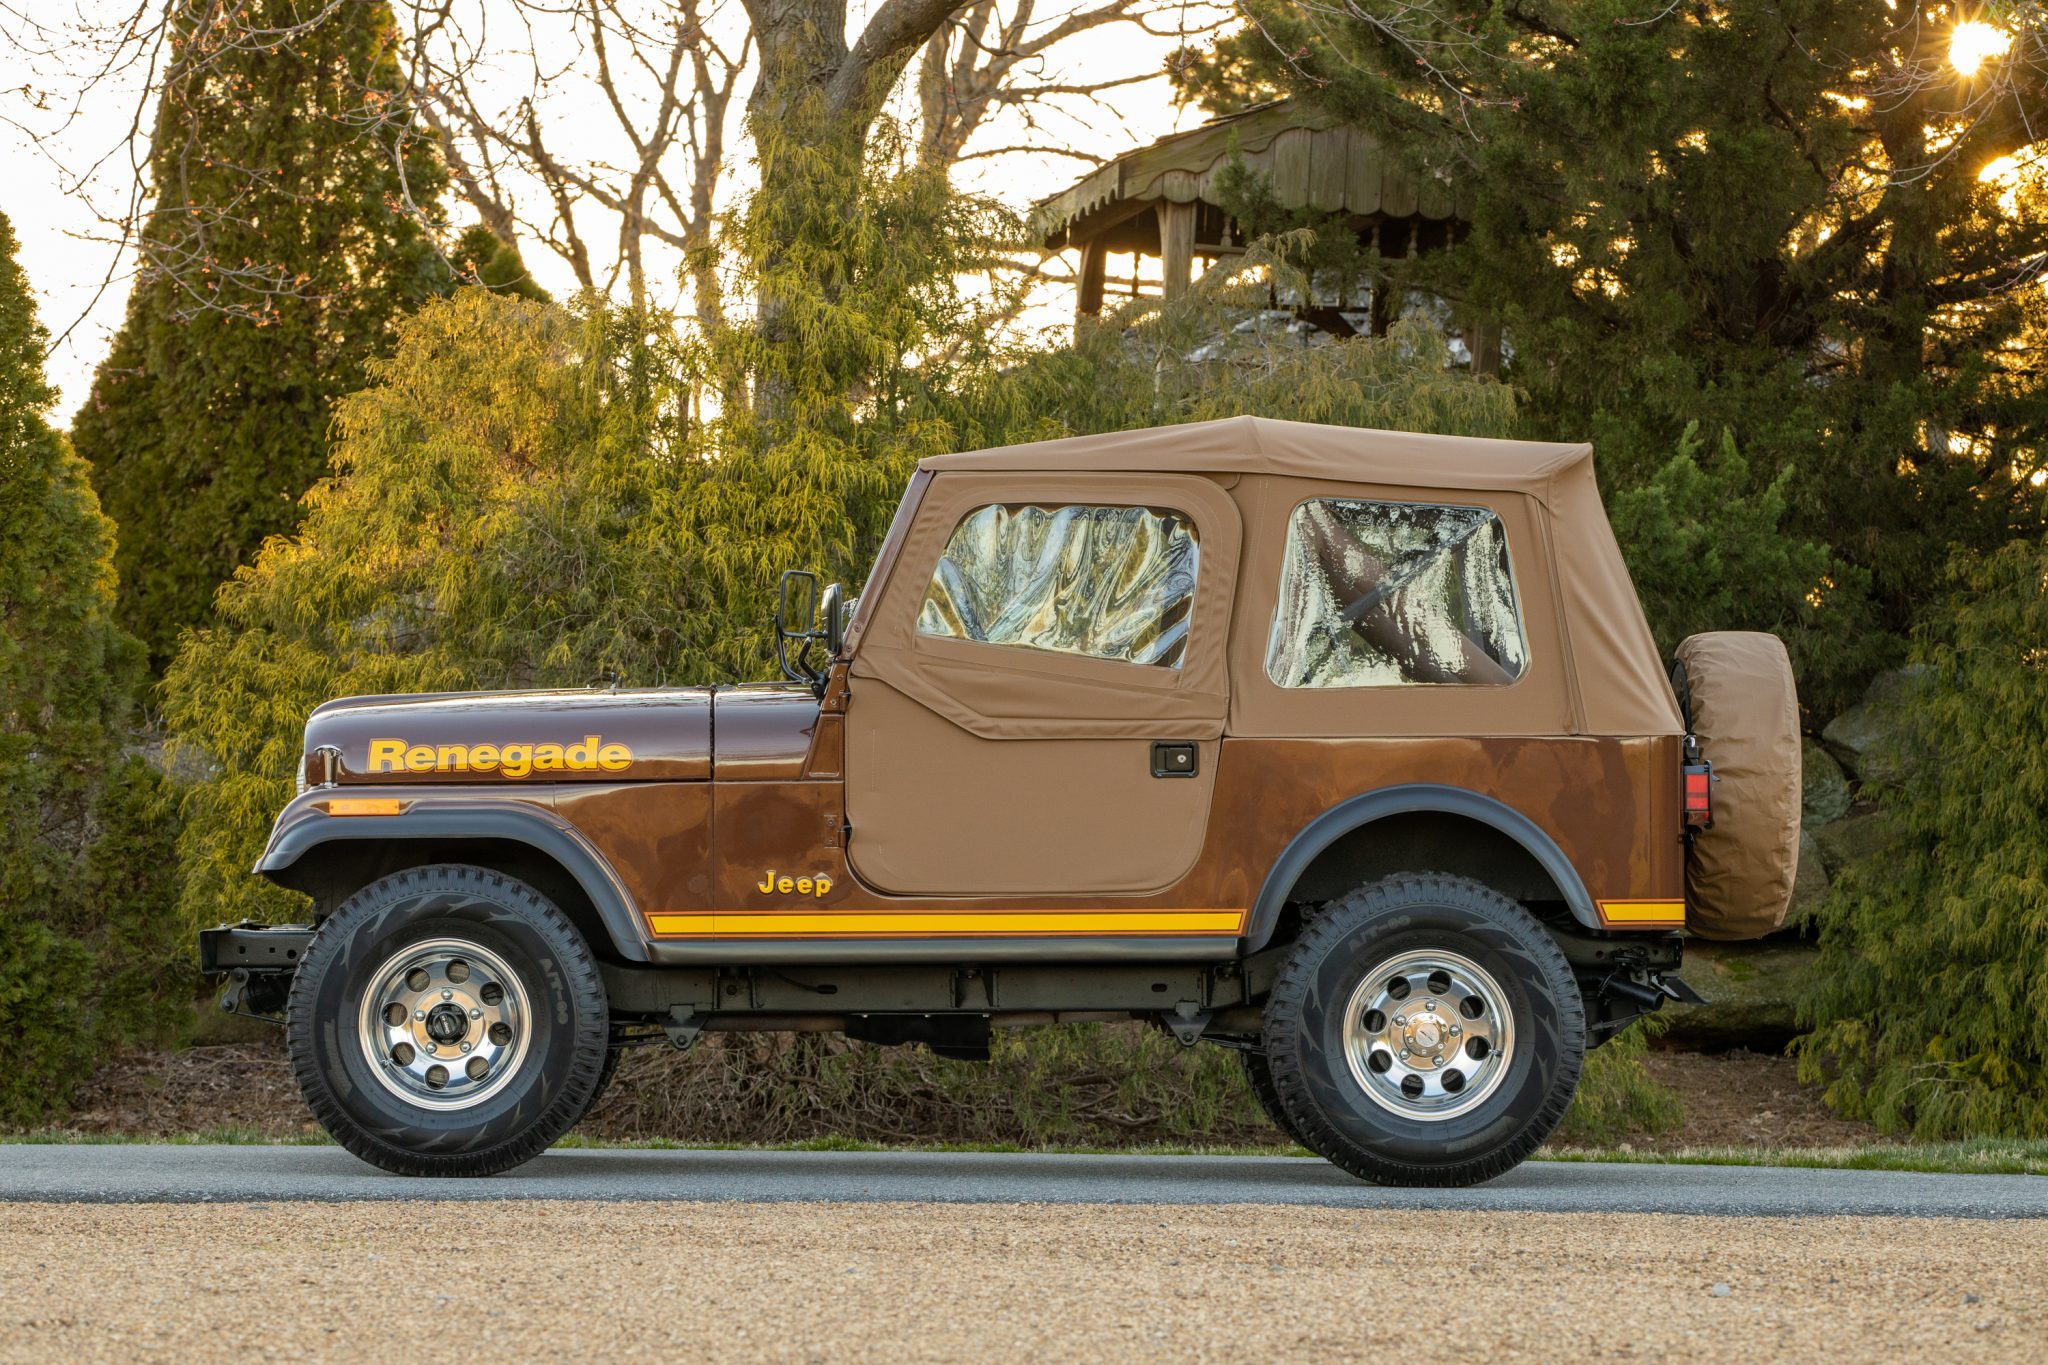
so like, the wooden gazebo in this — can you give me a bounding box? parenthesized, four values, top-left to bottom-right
(1036, 101, 1496, 371)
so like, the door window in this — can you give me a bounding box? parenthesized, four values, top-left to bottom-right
(917, 503, 1199, 668)
(1266, 498, 1527, 687)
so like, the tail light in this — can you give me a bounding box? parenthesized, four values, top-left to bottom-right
(1683, 760, 1713, 829)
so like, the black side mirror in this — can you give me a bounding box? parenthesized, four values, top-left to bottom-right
(775, 571, 848, 697)
(821, 582, 846, 659)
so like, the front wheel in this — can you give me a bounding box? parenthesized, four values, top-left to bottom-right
(1263, 874, 1584, 1187)
(286, 863, 610, 1176)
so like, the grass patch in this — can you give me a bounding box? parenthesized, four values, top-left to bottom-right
(1536, 1139, 2048, 1176)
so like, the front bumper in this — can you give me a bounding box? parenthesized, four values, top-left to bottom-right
(198, 921, 316, 1021)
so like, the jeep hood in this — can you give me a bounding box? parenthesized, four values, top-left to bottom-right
(304, 686, 715, 785)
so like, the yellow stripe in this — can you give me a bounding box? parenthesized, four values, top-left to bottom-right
(1597, 899, 1686, 926)
(645, 910, 1245, 938)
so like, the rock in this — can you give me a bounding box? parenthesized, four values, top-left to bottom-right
(1711, 1283, 1732, 1298)
(1821, 666, 1932, 787)
(1801, 740, 1852, 826)
(1790, 829, 1830, 913)
(1814, 809, 1897, 876)
(1661, 939, 1819, 1048)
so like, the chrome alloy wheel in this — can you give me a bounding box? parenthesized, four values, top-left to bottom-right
(1341, 948, 1516, 1122)
(357, 938, 531, 1110)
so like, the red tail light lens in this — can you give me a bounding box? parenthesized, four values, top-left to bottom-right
(1683, 763, 1713, 828)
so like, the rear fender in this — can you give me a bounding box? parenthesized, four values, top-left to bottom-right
(1242, 783, 1601, 950)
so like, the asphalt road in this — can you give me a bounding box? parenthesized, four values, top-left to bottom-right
(0, 1145, 2040, 1217)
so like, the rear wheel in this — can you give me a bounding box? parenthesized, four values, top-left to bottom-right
(1263, 874, 1584, 1187)
(286, 863, 609, 1176)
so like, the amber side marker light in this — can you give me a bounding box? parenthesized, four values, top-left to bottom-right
(325, 797, 405, 817)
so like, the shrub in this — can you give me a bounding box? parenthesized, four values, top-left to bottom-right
(1800, 535, 2048, 1137)
(0, 211, 183, 1124)
(1550, 1022, 1683, 1146)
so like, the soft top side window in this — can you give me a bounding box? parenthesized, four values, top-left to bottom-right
(1266, 498, 1528, 688)
(917, 503, 1199, 668)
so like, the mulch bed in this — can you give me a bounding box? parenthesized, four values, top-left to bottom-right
(1636, 1048, 1882, 1150)
(27, 1033, 1883, 1152)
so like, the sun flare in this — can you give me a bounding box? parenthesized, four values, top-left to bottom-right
(1950, 20, 2012, 77)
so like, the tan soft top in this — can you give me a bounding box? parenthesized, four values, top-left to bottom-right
(921, 415, 1589, 496)
(917, 416, 1681, 738)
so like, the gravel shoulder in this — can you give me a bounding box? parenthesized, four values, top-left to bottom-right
(2, 1200, 2041, 1362)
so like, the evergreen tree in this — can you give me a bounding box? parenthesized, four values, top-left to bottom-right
(452, 225, 550, 303)
(72, 0, 452, 668)
(0, 212, 182, 1125)
(1176, 2, 2048, 713)
(163, 121, 1018, 926)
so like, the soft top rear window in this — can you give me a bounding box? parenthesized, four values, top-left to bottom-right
(1265, 498, 1527, 688)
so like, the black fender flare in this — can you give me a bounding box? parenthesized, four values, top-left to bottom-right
(257, 802, 651, 962)
(1241, 783, 1601, 950)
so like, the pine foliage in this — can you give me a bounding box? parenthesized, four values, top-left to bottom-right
(71, 0, 452, 667)
(162, 291, 682, 928)
(1176, 1, 2048, 714)
(1607, 422, 1852, 664)
(0, 212, 182, 1125)
(1800, 536, 2048, 1137)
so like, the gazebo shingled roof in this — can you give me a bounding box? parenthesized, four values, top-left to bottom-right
(1036, 101, 1467, 256)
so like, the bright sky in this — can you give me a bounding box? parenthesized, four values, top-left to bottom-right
(0, 2, 1226, 420)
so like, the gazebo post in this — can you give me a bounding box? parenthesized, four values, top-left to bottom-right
(1077, 240, 1106, 321)
(1159, 200, 1196, 299)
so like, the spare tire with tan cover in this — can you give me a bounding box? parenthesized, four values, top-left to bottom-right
(1672, 632, 1801, 940)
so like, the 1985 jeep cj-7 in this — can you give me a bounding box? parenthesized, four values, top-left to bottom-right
(204, 416, 1802, 1186)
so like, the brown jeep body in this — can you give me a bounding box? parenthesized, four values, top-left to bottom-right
(214, 416, 1736, 1182)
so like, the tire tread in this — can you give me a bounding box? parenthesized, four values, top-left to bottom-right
(1263, 873, 1585, 1187)
(285, 863, 608, 1177)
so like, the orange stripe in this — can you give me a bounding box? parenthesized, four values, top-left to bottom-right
(645, 910, 1246, 938)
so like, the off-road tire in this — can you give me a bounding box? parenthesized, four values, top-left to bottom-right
(1264, 874, 1584, 1187)
(1240, 1049, 1317, 1151)
(286, 863, 609, 1176)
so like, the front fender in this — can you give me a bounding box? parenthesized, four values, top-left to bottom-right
(1241, 783, 1602, 951)
(257, 788, 651, 962)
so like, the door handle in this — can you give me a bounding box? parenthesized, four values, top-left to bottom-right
(1150, 742, 1198, 778)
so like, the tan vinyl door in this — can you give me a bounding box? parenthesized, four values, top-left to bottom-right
(845, 472, 1241, 896)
